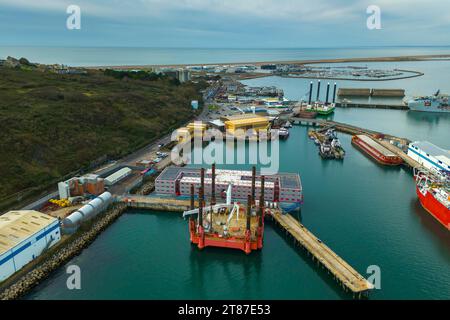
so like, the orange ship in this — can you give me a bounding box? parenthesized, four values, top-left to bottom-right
(352, 134, 403, 166)
(184, 165, 265, 254)
(415, 169, 450, 230)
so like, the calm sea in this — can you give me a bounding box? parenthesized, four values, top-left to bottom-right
(1, 46, 450, 66)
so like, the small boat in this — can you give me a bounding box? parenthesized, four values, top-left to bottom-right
(283, 121, 292, 128)
(279, 128, 290, 140)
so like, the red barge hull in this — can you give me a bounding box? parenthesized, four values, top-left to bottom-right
(416, 186, 450, 230)
(352, 135, 403, 166)
(189, 220, 263, 254)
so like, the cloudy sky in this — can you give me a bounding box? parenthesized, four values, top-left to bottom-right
(0, 0, 449, 47)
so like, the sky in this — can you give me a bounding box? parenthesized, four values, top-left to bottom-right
(0, 0, 449, 47)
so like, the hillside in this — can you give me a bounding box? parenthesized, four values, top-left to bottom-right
(0, 66, 205, 209)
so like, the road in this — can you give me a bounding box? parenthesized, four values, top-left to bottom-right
(18, 98, 213, 211)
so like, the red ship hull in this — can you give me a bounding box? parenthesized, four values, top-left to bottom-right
(416, 186, 450, 230)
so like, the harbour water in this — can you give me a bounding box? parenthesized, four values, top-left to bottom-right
(19, 49, 450, 300)
(26, 123, 450, 300)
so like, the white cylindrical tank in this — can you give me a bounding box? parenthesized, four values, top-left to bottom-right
(62, 191, 113, 233)
(89, 198, 104, 214)
(77, 204, 95, 218)
(98, 192, 113, 208)
(63, 211, 84, 228)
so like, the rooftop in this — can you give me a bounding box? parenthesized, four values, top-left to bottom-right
(410, 141, 450, 165)
(0, 210, 58, 255)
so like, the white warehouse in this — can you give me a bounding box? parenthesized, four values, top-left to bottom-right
(105, 167, 132, 186)
(0, 210, 61, 282)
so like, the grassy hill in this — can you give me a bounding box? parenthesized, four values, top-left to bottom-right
(0, 66, 205, 209)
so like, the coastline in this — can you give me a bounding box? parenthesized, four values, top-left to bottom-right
(84, 54, 450, 70)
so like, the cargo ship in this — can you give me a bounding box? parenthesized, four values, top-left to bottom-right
(414, 169, 450, 230)
(352, 135, 403, 165)
(408, 90, 450, 113)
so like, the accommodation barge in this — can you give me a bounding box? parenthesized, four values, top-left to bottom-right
(155, 166, 302, 210)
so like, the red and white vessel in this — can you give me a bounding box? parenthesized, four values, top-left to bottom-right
(414, 169, 450, 230)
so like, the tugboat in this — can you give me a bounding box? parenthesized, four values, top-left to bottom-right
(309, 128, 345, 159)
(278, 128, 290, 140)
(283, 121, 292, 128)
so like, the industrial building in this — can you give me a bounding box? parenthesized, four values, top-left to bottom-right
(104, 167, 132, 186)
(223, 114, 270, 137)
(0, 210, 61, 281)
(58, 174, 105, 199)
(155, 166, 302, 205)
(175, 122, 208, 142)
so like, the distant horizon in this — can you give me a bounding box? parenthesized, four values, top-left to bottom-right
(1, 45, 450, 50)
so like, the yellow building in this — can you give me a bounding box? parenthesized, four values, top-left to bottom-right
(224, 115, 270, 137)
(186, 122, 207, 137)
(176, 122, 208, 142)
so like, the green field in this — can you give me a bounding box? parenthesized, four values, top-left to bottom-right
(0, 67, 205, 209)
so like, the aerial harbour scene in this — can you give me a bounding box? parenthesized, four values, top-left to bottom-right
(0, 0, 449, 310)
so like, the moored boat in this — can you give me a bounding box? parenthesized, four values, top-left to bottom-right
(414, 169, 450, 230)
(352, 134, 403, 166)
(408, 90, 450, 113)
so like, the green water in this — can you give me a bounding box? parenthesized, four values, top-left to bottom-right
(26, 123, 450, 300)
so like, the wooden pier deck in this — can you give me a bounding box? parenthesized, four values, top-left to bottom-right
(270, 211, 374, 296)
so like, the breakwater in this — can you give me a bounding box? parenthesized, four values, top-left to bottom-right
(0, 203, 127, 300)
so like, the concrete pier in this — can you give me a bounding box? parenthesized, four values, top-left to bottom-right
(120, 195, 197, 212)
(270, 211, 374, 296)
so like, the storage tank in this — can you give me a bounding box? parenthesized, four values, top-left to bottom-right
(98, 192, 112, 207)
(77, 203, 95, 219)
(63, 211, 84, 229)
(62, 192, 113, 233)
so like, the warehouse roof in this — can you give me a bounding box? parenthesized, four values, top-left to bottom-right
(105, 167, 132, 182)
(224, 116, 269, 127)
(0, 210, 58, 255)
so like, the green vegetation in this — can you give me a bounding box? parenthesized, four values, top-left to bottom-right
(0, 67, 205, 210)
(208, 104, 219, 111)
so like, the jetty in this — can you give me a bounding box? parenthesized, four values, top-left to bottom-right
(269, 211, 373, 297)
(287, 116, 425, 171)
(119, 195, 197, 212)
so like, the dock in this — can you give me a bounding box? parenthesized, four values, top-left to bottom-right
(335, 101, 408, 110)
(119, 195, 197, 212)
(270, 211, 374, 297)
(337, 88, 405, 97)
(377, 139, 422, 169)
